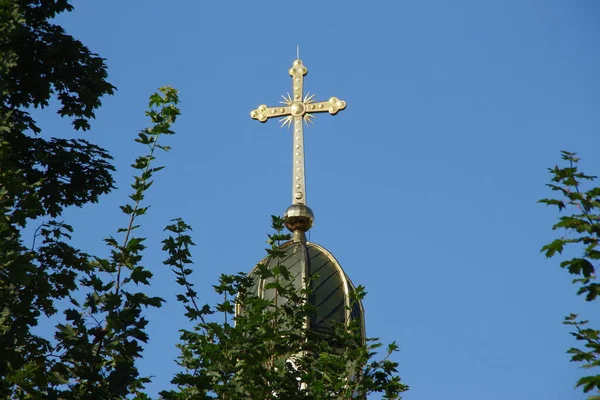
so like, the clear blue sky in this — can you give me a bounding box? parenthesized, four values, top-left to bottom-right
(36, 1, 600, 398)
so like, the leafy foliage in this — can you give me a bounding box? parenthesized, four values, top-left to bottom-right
(1, 86, 180, 398)
(1, 1, 119, 397)
(540, 151, 600, 397)
(160, 216, 409, 399)
(46, 86, 178, 398)
(1, 0, 116, 133)
(1, 0, 116, 227)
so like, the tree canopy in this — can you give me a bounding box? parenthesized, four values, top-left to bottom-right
(541, 151, 600, 398)
(1, 0, 117, 396)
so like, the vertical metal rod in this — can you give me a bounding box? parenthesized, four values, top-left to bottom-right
(293, 116, 306, 205)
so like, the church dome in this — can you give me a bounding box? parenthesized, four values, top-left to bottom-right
(248, 240, 365, 338)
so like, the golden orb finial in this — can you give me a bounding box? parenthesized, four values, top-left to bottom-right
(284, 204, 314, 233)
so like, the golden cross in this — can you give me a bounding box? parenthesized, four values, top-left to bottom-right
(250, 58, 346, 207)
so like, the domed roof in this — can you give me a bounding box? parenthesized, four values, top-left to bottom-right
(247, 240, 365, 337)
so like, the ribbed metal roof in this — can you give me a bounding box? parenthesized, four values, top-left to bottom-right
(247, 240, 365, 338)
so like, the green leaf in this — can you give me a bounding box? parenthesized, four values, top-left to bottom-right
(130, 267, 153, 285)
(541, 239, 566, 258)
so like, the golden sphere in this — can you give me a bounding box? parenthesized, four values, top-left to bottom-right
(290, 102, 305, 117)
(284, 204, 314, 232)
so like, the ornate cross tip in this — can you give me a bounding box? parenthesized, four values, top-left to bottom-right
(288, 59, 307, 77)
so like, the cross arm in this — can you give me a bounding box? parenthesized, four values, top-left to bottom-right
(306, 96, 346, 115)
(250, 104, 291, 122)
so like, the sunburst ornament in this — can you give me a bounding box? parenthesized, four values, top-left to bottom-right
(250, 58, 347, 208)
(279, 92, 318, 128)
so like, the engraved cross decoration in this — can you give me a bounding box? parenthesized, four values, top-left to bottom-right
(250, 59, 346, 206)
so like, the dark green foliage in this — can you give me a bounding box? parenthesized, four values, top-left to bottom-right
(540, 151, 600, 397)
(1, 1, 119, 397)
(1, 0, 117, 225)
(160, 216, 409, 399)
(42, 87, 178, 398)
(1, 0, 115, 133)
(1, 82, 180, 397)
